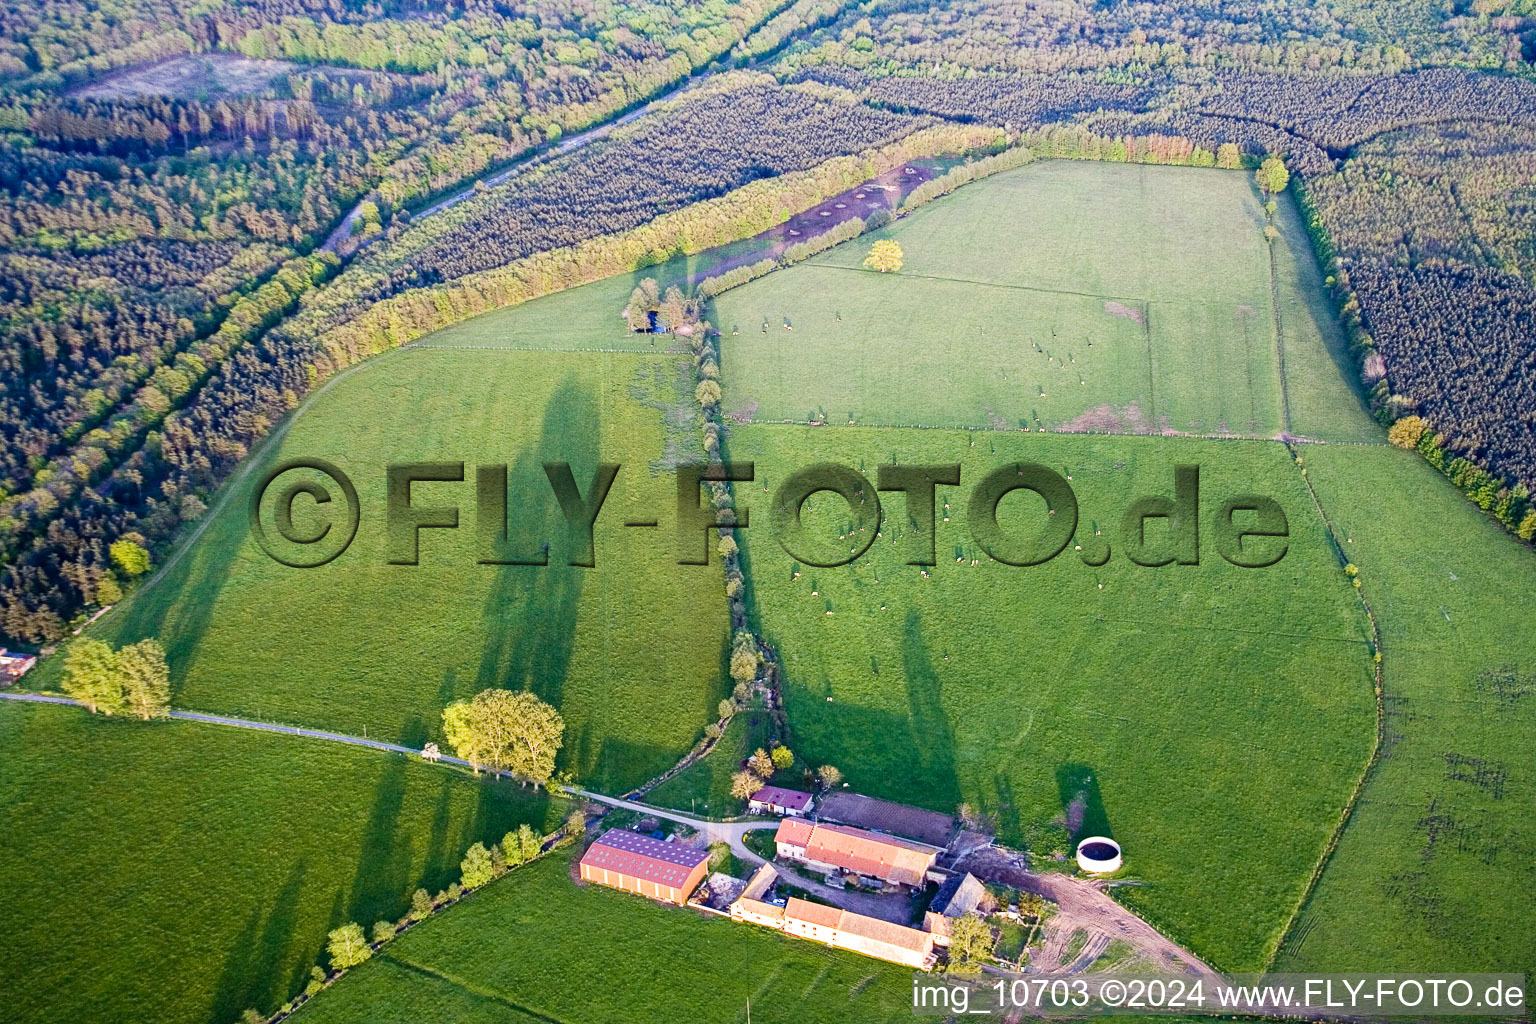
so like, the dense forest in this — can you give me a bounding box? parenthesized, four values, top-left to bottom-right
(292, 80, 928, 338)
(767, 2, 1536, 520)
(4, 0, 1536, 641)
(0, 0, 811, 639)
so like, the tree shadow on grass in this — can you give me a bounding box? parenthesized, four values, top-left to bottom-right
(590, 736, 679, 796)
(207, 858, 307, 1023)
(109, 479, 247, 702)
(902, 609, 963, 814)
(398, 713, 429, 751)
(344, 756, 412, 929)
(475, 378, 595, 750)
(458, 774, 555, 857)
(992, 772, 1023, 846)
(777, 615, 963, 813)
(424, 774, 460, 889)
(1057, 763, 1113, 842)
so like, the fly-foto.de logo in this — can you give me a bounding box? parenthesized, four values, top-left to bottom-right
(249, 460, 1290, 570)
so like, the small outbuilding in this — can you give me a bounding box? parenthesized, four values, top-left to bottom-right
(922, 871, 985, 946)
(748, 785, 814, 817)
(0, 648, 36, 685)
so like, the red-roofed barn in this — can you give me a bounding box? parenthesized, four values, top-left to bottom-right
(578, 830, 710, 906)
(773, 819, 941, 887)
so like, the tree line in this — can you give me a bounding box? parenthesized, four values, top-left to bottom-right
(12, 4, 1536, 642)
(765, 33, 1536, 526)
(768, 0, 1522, 79)
(60, 635, 169, 719)
(2, 0, 813, 643)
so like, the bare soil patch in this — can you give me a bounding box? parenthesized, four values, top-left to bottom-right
(685, 160, 953, 286)
(70, 54, 300, 100)
(1103, 300, 1146, 325)
(1059, 402, 1153, 434)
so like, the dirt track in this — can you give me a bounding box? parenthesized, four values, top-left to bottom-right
(956, 847, 1218, 977)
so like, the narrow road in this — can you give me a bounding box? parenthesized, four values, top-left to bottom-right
(2, 690, 1229, 981)
(0, 689, 477, 763)
(0, 690, 774, 854)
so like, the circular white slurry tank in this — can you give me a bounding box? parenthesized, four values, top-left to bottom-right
(1076, 836, 1122, 873)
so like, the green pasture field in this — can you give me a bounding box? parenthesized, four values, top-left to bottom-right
(646, 707, 774, 817)
(0, 703, 562, 1024)
(1273, 445, 1536, 978)
(40, 346, 727, 793)
(727, 425, 1377, 970)
(297, 847, 917, 1024)
(1266, 195, 1383, 444)
(408, 272, 666, 352)
(408, 246, 754, 353)
(714, 160, 1375, 443)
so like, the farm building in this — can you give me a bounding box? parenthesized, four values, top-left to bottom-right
(748, 785, 814, 817)
(727, 869, 936, 970)
(923, 871, 985, 946)
(577, 830, 710, 906)
(816, 792, 957, 846)
(773, 818, 942, 887)
(0, 649, 36, 685)
(781, 898, 935, 969)
(729, 863, 785, 928)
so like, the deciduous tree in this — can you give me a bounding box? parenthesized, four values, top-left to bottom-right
(441, 688, 564, 781)
(863, 239, 903, 273)
(109, 539, 152, 577)
(730, 646, 758, 686)
(947, 914, 993, 974)
(505, 823, 541, 865)
(62, 637, 122, 715)
(1255, 155, 1289, 195)
(118, 638, 170, 720)
(1388, 415, 1428, 449)
(731, 769, 760, 800)
(460, 842, 495, 887)
(625, 287, 653, 331)
(95, 575, 123, 606)
(326, 923, 371, 969)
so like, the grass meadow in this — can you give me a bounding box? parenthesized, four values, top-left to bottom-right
(726, 425, 1376, 970)
(297, 848, 918, 1024)
(714, 161, 1375, 443)
(39, 344, 727, 794)
(646, 707, 775, 817)
(0, 703, 562, 1024)
(408, 272, 667, 352)
(407, 246, 756, 352)
(1273, 445, 1536, 978)
(13, 147, 1503, 1024)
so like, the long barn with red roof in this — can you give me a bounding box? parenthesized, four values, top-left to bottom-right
(774, 818, 941, 887)
(578, 830, 711, 906)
